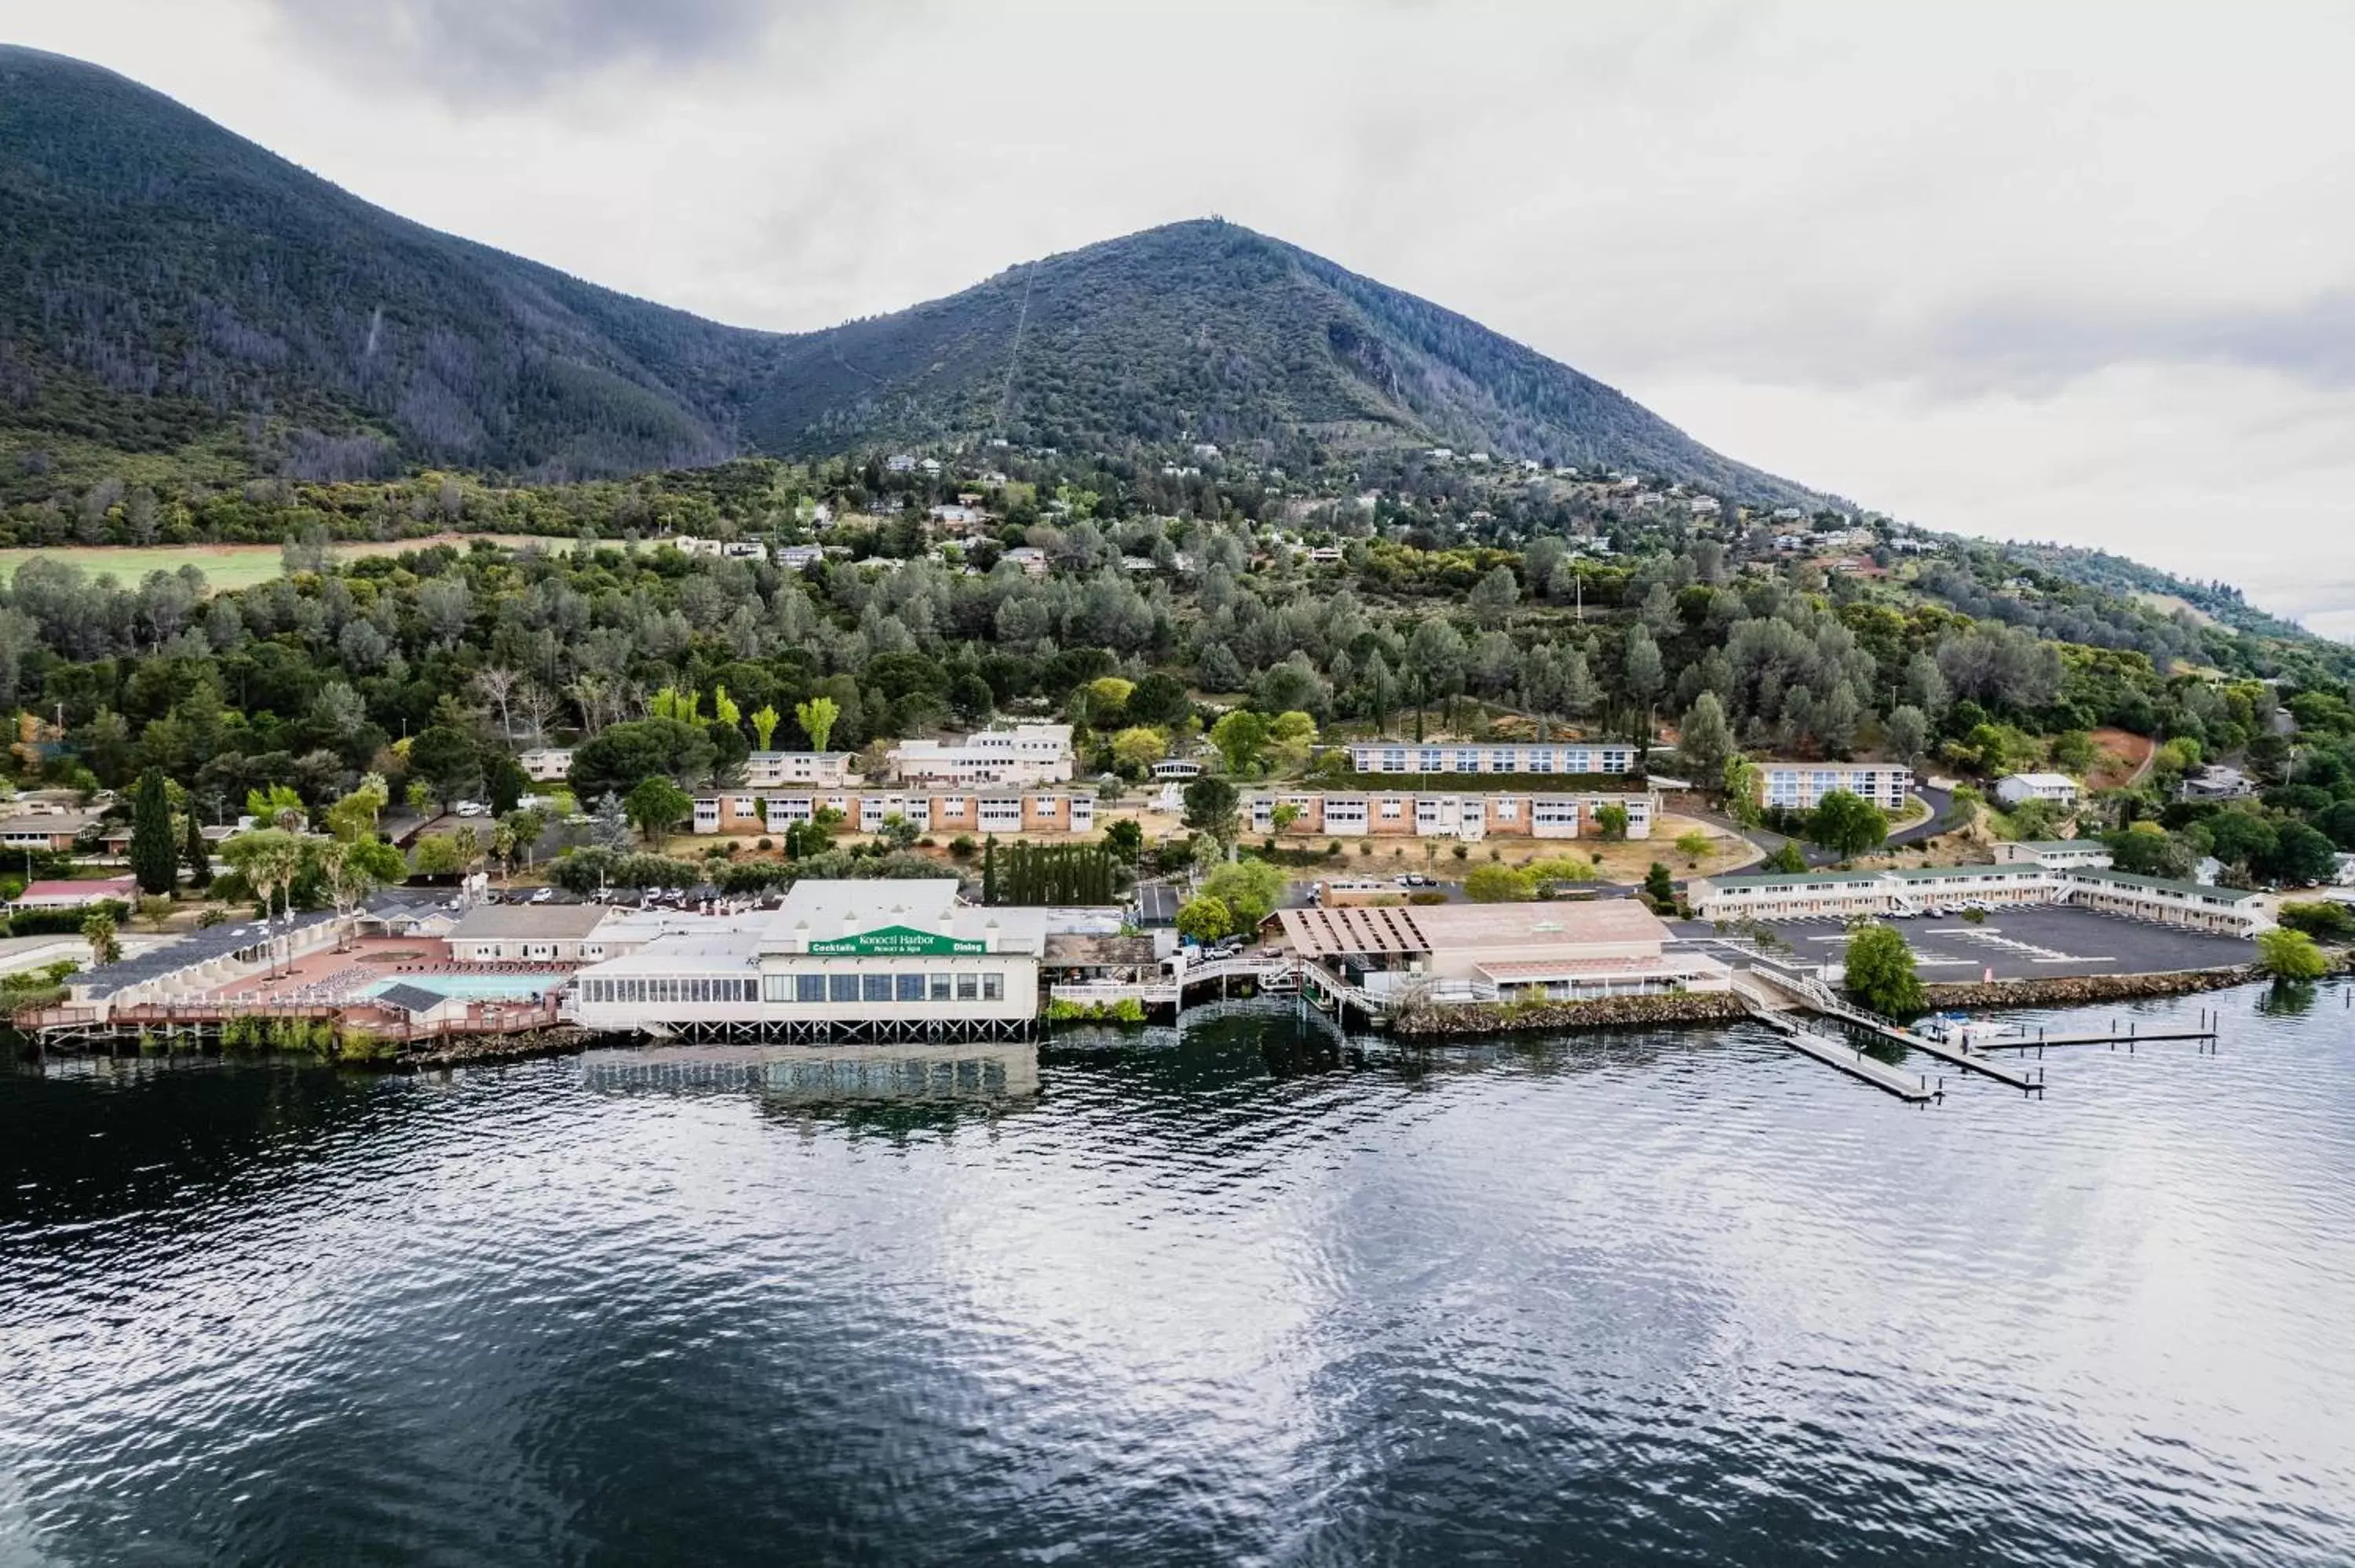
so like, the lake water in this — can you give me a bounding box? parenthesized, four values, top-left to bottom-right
(5, 983, 2353, 1566)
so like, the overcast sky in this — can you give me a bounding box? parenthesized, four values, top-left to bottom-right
(9, 1, 2353, 638)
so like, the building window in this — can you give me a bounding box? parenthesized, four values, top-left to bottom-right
(982, 973, 1003, 1001)
(896, 973, 926, 1002)
(929, 973, 951, 1001)
(797, 975, 826, 1004)
(956, 973, 978, 1001)
(862, 973, 893, 1003)
(829, 975, 859, 1003)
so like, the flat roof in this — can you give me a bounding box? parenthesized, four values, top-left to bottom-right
(1275, 899, 1665, 960)
(1880, 864, 2048, 881)
(1702, 870, 1891, 889)
(2003, 772, 2079, 787)
(448, 903, 613, 939)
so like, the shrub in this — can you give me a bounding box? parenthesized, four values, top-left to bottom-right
(2278, 902, 2355, 943)
(950, 834, 978, 859)
(1464, 863, 1535, 902)
(2257, 928, 2329, 982)
(1961, 907, 1988, 925)
(1407, 891, 1448, 906)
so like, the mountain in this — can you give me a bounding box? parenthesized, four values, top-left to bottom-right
(0, 47, 1814, 501)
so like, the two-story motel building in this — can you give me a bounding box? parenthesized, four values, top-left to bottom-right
(1688, 862, 2277, 937)
(1247, 789, 1656, 841)
(694, 790, 1096, 837)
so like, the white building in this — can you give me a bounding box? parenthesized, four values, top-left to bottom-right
(1751, 761, 1912, 813)
(568, 880, 1047, 1040)
(743, 751, 860, 789)
(446, 903, 618, 964)
(1688, 862, 2276, 936)
(1996, 772, 2081, 809)
(1992, 839, 2112, 870)
(1271, 899, 1729, 1004)
(1343, 741, 1641, 777)
(519, 748, 574, 782)
(776, 545, 825, 571)
(889, 724, 1075, 786)
(1001, 546, 1050, 578)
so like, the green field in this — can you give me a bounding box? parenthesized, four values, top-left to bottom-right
(0, 534, 567, 592)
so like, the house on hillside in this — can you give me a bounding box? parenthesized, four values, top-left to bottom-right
(885, 454, 917, 473)
(1996, 773, 2080, 809)
(11, 877, 136, 913)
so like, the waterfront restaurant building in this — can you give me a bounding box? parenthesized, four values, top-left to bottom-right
(1269, 899, 1729, 1003)
(567, 880, 1050, 1038)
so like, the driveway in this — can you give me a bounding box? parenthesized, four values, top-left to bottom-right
(1679, 783, 1954, 877)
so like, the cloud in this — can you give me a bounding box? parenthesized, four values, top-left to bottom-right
(259, 0, 842, 95)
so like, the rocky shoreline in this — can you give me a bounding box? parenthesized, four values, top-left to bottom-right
(1921, 968, 2259, 1010)
(391, 1027, 593, 1072)
(1390, 991, 1750, 1038)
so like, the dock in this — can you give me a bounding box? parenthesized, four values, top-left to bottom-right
(1746, 1008, 1941, 1103)
(1966, 1008, 2223, 1054)
(1736, 967, 2043, 1092)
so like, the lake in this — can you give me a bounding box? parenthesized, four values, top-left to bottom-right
(4, 983, 2353, 1566)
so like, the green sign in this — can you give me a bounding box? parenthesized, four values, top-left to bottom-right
(806, 924, 988, 957)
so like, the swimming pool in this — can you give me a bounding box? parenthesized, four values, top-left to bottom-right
(361, 972, 573, 1002)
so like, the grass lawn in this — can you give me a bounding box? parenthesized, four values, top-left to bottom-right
(0, 534, 568, 592)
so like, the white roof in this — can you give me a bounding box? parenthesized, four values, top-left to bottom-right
(2004, 772, 2078, 788)
(579, 935, 763, 978)
(770, 879, 1050, 951)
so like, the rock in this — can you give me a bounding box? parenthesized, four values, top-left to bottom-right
(1390, 991, 1749, 1038)
(1921, 968, 2256, 1009)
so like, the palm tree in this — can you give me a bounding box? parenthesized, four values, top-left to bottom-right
(80, 910, 121, 968)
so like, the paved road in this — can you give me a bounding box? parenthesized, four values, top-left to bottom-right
(1681, 784, 1955, 875)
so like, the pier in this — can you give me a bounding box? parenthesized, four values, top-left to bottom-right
(1966, 1008, 2223, 1054)
(1746, 1007, 1941, 1102)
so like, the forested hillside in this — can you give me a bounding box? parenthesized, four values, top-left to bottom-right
(0, 47, 1813, 505)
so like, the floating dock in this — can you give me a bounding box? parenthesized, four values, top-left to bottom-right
(1747, 1009, 1941, 1103)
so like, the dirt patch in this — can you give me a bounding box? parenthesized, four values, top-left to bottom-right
(2087, 728, 2156, 791)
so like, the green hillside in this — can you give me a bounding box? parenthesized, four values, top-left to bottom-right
(0, 47, 1813, 503)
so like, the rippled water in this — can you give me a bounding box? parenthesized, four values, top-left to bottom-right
(5, 982, 2355, 1566)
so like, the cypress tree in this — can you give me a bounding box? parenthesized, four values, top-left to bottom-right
(982, 835, 998, 906)
(129, 768, 177, 895)
(182, 810, 213, 888)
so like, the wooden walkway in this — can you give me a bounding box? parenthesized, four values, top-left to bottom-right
(1745, 1008, 1941, 1103)
(1736, 968, 2043, 1093)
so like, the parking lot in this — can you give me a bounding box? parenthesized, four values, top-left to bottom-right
(1671, 905, 2257, 981)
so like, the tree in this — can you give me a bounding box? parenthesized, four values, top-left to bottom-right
(1266, 710, 1317, 769)
(626, 777, 693, 850)
(2266, 821, 2339, 886)
(1111, 726, 1168, 775)
(1643, 862, 1677, 909)
(181, 810, 213, 889)
(1722, 757, 1762, 826)
(568, 718, 716, 801)
(795, 695, 841, 753)
(246, 783, 308, 833)
(1270, 801, 1303, 837)
(1102, 817, 1145, 864)
(1464, 863, 1534, 902)
(408, 724, 483, 806)
(319, 837, 407, 931)
(982, 835, 998, 904)
(1674, 693, 1736, 782)
(2277, 901, 2355, 942)
(323, 774, 390, 844)
(128, 767, 177, 895)
(2256, 928, 2328, 982)
(1623, 625, 1664, 735)
(1209, 709, 1269, 775)
(1844, 922, 1924, 1015)
(1809, 789, 1887, 861)
(750, 704, 782, 751)
(411, 834, 463, 877)
(1674, 829, 1711, 866)
(1884, 705, 1930, 765)
(876, 812, 922, 851)
(81, 909, 121, 968)
(1182, 775, 1240, 849)
(1468, 564, 1519, 629)
(1177, 895, 1234, 943)
(1594, 802, 1630, 842)
(1199, 858, 1285, 929)
(135, 894, 175, 933)
(1763, 841, 1808, 874)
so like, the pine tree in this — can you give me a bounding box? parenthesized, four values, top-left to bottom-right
(129, 768, 177, 896)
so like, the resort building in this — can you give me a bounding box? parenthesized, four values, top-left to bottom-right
(1751, 762, 1913, 813)
(1993, 840, 2113, 870)
(1342, 742, 1641, 777)
(445, 903, 617, 964)
(1269, 899, 1729, 1004)
(0, 810, 104, 852)
(1996, 772, 2081, 809)
(690, 790, 1095, 837)
(743, 751, 860, 789)
(887, 724, 1075, 786)
(1686, 863, 2276, 936)
(1246, 789, 1656, 841)
(2054, 868, 2276, 937)
(11, 876, 136, 912)
(519, 748, 574, 782)
(567, 879, 1050, 1040)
